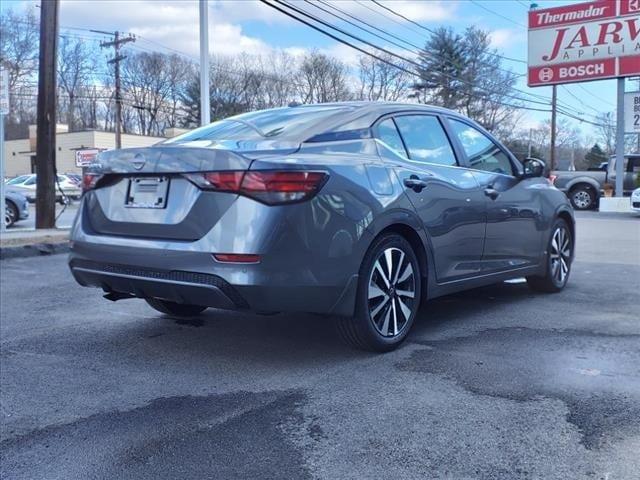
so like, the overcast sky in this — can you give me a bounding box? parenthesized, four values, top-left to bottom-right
(2, 0, 620, 138)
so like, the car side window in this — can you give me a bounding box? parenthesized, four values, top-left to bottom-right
(449, 119, 515, 176)
(393, 115, 457, 167)
(376, 118, 407, 158)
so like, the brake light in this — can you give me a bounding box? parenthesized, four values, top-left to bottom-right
(201, 171, 244, 191)
(185, 170, 327, 205)
(82, 173, 103, 192)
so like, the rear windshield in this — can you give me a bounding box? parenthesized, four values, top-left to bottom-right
(163, 105, 354, 144)
(6, 175, 30, 185)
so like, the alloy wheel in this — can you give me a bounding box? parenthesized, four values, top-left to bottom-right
(367, 247, 416, 337)
(550, 226, 571, 285)
(5, 205, 16, 228)
(572, 190, 591, 209)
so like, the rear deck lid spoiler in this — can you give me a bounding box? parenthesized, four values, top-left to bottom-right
(91, 145, 299, 175)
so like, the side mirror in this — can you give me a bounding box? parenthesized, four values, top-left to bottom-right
(522, 158, 545, 179)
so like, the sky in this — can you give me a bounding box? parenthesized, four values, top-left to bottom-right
(1, 0, 622, 139)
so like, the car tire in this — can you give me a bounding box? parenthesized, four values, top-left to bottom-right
(569, 185, 595, 210)
(145, 298, 207, 317)
(526, 218, 573, 293)
(5, 201, 18, 228)
(336, 232, 422, 352)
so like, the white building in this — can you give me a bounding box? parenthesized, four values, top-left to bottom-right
(3, 125, 188, 177)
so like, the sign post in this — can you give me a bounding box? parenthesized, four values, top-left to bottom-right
(616, 78, 626, 197)
(0, 67, 9, 233)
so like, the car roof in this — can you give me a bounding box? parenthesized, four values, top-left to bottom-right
(294, 101, 466, 120)
(286, 101, 472, 140)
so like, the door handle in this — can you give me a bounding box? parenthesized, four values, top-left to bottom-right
(484, 187, 499, 200)
(404, 176, 428, 193)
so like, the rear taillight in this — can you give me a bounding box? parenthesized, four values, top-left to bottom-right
(82, 173, 103, 192)
(185, 170, 327, 205)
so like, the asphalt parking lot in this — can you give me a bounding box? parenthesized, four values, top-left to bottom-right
(1, 211, 638, 480)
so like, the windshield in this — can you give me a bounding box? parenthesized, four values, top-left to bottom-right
(163, 105, 354, 145)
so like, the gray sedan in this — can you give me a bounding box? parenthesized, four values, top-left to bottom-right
(68, 102, 574, 351)
(5, 189, 29, 228)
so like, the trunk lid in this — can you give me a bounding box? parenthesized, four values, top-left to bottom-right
(84, 145, 296, 241)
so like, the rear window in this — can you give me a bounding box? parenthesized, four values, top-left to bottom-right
(164, 105, 354, 144)
(7, 175, 29, 185)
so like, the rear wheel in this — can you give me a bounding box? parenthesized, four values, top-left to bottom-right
(527, 218, 573, 293)
(145, 298, 207, 317)
(336, 233, 421, 352)
(569, 185, 595, 210)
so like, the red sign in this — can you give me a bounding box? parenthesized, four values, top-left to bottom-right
(529, 58, 616, 84)
(528, 0, 640, 86)
(528, 1, 616, 29)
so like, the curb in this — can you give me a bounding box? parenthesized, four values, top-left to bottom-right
(0, 241, 70, 260)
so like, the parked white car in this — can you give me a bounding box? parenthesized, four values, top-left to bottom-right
(631, 188, 640, 213)
(4, 174, 81, 204)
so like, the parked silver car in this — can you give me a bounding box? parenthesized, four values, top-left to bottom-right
(68, 102, 575, 351)
(6, 174, 82, 204)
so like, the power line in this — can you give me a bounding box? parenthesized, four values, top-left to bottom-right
(313, 0, 593, 116)
(275, 0, 586, 112)
(469, 0, 527, 28)
(260, 0, 553, 114)
(370, 0, 527, 65)
(454, 0, 614, 118)
(311, 0, 423, 52)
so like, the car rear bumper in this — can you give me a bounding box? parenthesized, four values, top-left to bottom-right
(68, 241, 359, 316)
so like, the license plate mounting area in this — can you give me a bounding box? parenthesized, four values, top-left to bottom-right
(125, 177, 169, 209)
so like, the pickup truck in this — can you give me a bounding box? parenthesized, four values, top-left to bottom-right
(551, 154, 640, 210)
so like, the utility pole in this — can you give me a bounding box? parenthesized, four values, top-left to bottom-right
(550, 85, 558, 170)
(35, 0, 59, 229)
(550, 84, 557, 171)
(199, 0, 211, 126)
(99, 31, 135, 149)
(527, 127, 533, 158)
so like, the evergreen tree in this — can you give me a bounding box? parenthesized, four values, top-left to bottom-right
(584, 144, 607, 169)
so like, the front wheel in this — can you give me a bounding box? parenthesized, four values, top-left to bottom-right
(336, 232, 422, 352)
(145, 298, 207, 317)
(5, 201, 18, 228)
(527, 218, 573, 293)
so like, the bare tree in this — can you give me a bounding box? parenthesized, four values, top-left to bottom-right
(357, 52, 412, 101)
(0, 8, 38, 91)
(595, 112, 615, 155)
(57, 36, 97, 131)
(0, 7, 39, 138)
(296, 51, 351, 103)
(121, 52, 191, 135)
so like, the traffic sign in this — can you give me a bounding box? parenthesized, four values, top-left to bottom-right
(624, 91, 640, 133)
